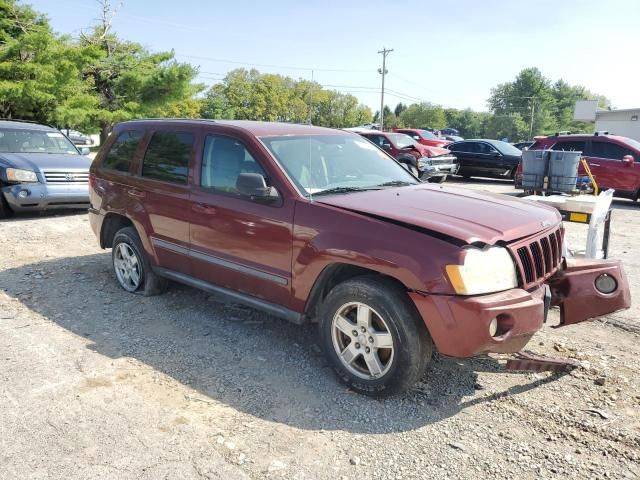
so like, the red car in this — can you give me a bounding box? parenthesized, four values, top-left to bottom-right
(515, 132, 640, 200)
(394, 128, 453, 148)
(88, 120, 630, 396)
(355, 129, 458, 182)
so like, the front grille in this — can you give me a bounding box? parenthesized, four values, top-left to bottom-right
(43, 171, 89, 184)
(509, 225, 563, 289)
(430, 155, 457, 165)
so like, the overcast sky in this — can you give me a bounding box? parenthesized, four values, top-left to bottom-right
(29, 0, 640, 112)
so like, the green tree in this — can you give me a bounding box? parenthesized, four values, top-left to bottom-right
(78, 2, 202, 140)
(487, 67, 557, 137)
(0, 0, 94, 126)
(400, 102, 446, 130)
(200, 68, 371, 128)
(485, 113, 529, 141)
(394, 102, 407, 117)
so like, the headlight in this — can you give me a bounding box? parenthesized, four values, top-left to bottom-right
(5, 168, 38, 183)
(446, 246, 517, 295)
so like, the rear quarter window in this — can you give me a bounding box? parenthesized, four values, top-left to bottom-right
(142, 131, 194, 184)
(101, 130, 143, 172)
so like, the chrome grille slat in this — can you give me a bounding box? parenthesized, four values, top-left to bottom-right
(509, 225, 564, 289)
(43, 171, 89, 184)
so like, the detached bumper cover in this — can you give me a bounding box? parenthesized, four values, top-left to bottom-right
(548, 258, 631, 326)
(410, 258, 630, 358)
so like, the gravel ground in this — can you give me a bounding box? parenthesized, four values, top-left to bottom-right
(1, 179, 639, 480)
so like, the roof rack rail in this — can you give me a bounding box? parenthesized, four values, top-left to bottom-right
(554, 131, 574, 136)
(0, 118, 56, 128)
(594, 130, 610, 136)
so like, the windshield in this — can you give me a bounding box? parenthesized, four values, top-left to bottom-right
(387, 133, 417, 149)
(0, 128, 79, 154)
(262, 134, 418, 196)
(418, 130, 438, 140)
(491, 140, 522, 156)
(623, 137, 640, 151)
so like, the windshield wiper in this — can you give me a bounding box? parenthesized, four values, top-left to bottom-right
(314, 186, 380, 196)
(376, 180, 415, 187)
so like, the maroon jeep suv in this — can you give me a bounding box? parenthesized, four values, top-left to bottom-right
(89, 119, 630, 396)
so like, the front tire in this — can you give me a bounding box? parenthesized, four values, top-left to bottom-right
(112, 227, 168, 296)
(0, 189, 13, 219)
(318, 276, 432, 397)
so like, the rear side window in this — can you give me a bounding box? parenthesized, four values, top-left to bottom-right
(552, 140, 586, 152)
(201, 135, 266, 193)
(589, 141, 632, 160)
(142, 131, 194, 184)
(102, 130, 143, 172)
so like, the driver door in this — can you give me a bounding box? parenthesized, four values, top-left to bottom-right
(189, 133, 294, 306)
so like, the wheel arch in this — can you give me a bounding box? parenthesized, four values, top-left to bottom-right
(100, 213, 135, 248)
(302, 263, 411, 323)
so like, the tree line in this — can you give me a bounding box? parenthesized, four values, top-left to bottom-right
(1, 1, 607, 141)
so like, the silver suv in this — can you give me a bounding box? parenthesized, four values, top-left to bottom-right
(0, 120, 92, 218)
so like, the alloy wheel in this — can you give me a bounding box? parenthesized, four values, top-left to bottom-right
(331, 302, 395, 379)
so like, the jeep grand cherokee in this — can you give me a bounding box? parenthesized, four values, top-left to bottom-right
(88, 120, 630, 396)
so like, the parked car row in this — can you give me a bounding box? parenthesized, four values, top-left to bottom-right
(351, 129, 458, 182)
(85, 118, 629, 396)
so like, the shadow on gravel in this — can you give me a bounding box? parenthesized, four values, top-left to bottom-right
(0, 253, 567, 434)
(0, 209, 87, 222)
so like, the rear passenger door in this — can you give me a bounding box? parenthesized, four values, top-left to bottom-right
(128, 128, 198, 275)
(188, 133, 294, 306)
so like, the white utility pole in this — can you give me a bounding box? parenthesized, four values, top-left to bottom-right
(377, 47, 393, 131)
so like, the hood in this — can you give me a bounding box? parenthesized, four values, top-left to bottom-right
(422, 145, 451, 157)
(316, 184, 561, 245)
(0, 152, 92, 172)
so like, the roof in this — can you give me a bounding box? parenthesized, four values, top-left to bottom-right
(118, 119, 346, 137)
(596, 107, 640, 115)
(0, 119, 56, 131)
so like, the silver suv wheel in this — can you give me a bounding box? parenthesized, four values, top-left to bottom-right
(114, 243, 142, 292)
(331, 302, 395, 380)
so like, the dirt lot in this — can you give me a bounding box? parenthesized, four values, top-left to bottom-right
(1, 180, 639, 480)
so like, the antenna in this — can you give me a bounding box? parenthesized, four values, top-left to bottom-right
(378, 47, 393, 131)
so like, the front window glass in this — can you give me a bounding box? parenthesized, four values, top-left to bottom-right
(201, 135, 267, 193)
(262, 134, 418, 195)
(418, 129, 438, 140)
(387, 133, 416, 149)
(489, 140, 521, 156)
(0, 128, 79, 154)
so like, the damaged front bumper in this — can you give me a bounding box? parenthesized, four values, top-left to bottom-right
(410, 258, 630, 358)
(548, 258, 631, 326)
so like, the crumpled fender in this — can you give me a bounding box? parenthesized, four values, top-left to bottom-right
(548, 258, 631, 326)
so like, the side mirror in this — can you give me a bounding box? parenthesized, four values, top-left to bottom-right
(622, 154, 635, 165)
(80, 147, 91, 156)
(412, 135, 420, 141)
(381, 142, 392, 150)
(236, 173, 280, 202)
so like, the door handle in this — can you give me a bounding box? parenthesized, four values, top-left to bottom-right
(127, 188, 146, 199)
(589, 163, 601, 166)
(192, 203, 217, 215)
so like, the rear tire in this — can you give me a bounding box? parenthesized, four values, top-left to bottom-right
(318, 275, 432, 397)
(112, 227, 168, 296)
